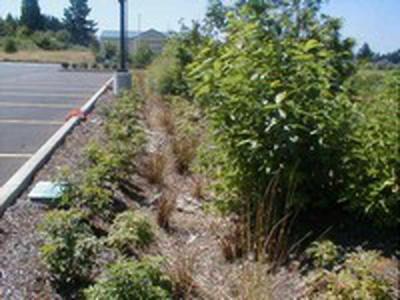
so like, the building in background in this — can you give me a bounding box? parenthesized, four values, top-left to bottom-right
(100, 29, 167, 54)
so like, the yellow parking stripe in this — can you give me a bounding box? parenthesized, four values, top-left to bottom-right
(0, 119, 64, 125)
(0, 102, 77, 109)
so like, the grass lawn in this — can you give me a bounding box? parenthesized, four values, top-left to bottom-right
(0, 49, 94, 64)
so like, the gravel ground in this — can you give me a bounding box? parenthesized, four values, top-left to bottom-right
(0, 91, 114, 300)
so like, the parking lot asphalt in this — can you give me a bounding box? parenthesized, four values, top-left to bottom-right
(0, 62, 111, 187)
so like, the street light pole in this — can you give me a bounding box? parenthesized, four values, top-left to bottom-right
(119, 0, 126, 71)
(114, 0, 132, 95)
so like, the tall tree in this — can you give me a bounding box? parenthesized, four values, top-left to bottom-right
(20, 0, 43, 31)
(42, 15, 64, 32)
(63, 0, 97, 46)
(0, 18, 5, 37)
(357, 43, 375, 61)
(205, 0, 228, 34)
(3, 14, 18, 35)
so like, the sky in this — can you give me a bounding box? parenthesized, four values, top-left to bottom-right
(0, 0, 399, 53)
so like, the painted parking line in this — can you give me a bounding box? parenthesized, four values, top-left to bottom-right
(0, 91, 90, 98)
(0, 82, 109, 89)
(0, 102, 77, 109)
(0, 153, 33, 158)
(0, 119, 64, 125)
(0, 86, 97, 93)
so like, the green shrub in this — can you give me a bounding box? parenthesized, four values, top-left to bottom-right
(39, 210, 98, 285)
(32, 31, 65, 50)
(55, 30, 71, 47)
(309, 249, 393, 299)
(61, 62, 70, 69)
(345, 70, 400, 226)
(147, 42, 183, 95)
(107, 211, 154, 254)
(60, 93, 145, 219)
(3, 38, 18, 53)
(96, 42, 118, 63)
(60, 142, 122, 219)
(85, 258, 173, 300)
(80, 62, 88, 69)
(131, 42, 155, 69)
(189, 4, 356, 213)
(306, 240, 340, 268)
(147, 24, 206, 96)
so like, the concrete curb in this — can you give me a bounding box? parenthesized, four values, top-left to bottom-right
(0, 77, 113, 216)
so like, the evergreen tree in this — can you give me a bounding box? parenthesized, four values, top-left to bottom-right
(357, 43, 375, 61)
(42, 15, 64, 32)
(20, 0, 43, 31)
(0, 18, 5, 37)
(4, 14, 18, 35)
(63, 0, 97, 46)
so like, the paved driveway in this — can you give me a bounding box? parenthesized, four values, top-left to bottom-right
(0, 63, 111, 186)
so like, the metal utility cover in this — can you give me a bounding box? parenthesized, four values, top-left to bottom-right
(28, 181, 66, 202)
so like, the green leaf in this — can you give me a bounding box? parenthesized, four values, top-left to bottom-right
(304, 39, 321, 52)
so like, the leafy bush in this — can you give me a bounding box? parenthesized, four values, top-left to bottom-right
(3, 38, 18, 53)
(85, 258, 173, 300)
(107, 211, 154, 254)
(103, 91, 145, 166)
(61, 93, 145, 219)
(147, 42, 183, 95)
(147, 24, 206, 96)
(80, 62, 88, 69)
(345, 70, 400, 226)
(306, 240, 340, 268)
(61, 62, 70, 69)
(96, 42, 118, 63)
(308, 249, 393, 299)
(39, 210, 98, 285)
(131, 42, 155, 69)
(189, 3, 356, 213)
(60, 144, 117, 219)
(32, 31, 66, 50)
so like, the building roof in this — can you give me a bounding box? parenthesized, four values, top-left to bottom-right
(100, 29, 166, 40)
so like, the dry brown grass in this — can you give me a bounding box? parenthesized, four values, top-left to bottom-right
(191, 175, 206, 200)
(173, 134, 200, 173)
(140, 151, 167, 185)
(234, 263, 273, 300)
(211, 219, 246, 262)
(157, 104, 175, 135)
(0, 50, 94, 64)
(145, 97, 175, 135)
(157, 189, 177, 230)
(166, 248, 198, 299)
(212, 175, 297, 269)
